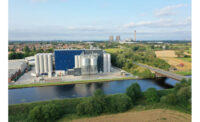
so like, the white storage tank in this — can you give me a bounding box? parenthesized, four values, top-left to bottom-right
(35, 54, 40, 75)
(78, 55, 81, 68)
(43, 54, 48, 73)
(48, 53, 53, 77)
(107, 53, 111, 72)
(103, 53, 108, 73)
(81, 55, 90, 75)
(75, 55, 79, 68)
(39, 54, 44, 73)
(90, 55, 98, 74)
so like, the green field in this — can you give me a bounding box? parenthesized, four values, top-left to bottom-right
(175, 70, 192, 76)
(105, 48, 124, 53)
(178, 57, 192, 62)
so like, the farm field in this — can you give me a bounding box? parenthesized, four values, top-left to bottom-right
(155, 50, 177, 58)
(72, 109, 191, 122)
(160, 57, 191, 72)
(155, 50, 191, 75)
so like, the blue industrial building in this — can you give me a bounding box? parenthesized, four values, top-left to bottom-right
(54, 49, 104, 72)
(54, 50, 84, 71)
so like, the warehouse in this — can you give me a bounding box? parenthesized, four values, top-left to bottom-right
(8, 60, 28, 82)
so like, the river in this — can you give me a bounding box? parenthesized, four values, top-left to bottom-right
(8, 77, 183, 105)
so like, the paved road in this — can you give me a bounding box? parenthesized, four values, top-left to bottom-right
(133, 62, 189, 81)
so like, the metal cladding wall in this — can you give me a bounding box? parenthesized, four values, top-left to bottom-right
(54, 50, 84, 71)
(84, 50, 104, 72)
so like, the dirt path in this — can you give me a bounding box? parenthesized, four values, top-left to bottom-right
(72, 109, 191, 122)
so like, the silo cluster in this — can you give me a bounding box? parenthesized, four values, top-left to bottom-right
(35, 53, 53, 77)
(103, 53, 111, 73)
(75, 54, 98, 75)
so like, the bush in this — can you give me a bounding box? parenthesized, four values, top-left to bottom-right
(160, 93, 177, 105)
(28, 104, 61, 122)
(126, 83, 142, 102)
(176, 86, 191, 104)
(76, 98, 103, 116)
(144, 88, 159, 103)
(106, 94, 132, 113)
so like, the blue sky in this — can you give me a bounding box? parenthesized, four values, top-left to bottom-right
(9, 0, 191, 40)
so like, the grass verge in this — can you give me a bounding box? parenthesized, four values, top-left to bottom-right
(175, 71, 191, 76)
(9, 77, 136, 89)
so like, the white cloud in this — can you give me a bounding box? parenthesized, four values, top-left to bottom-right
(155, 4, 187, 17)
(123, 18, 190, 28)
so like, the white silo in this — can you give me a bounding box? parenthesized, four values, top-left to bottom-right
(103, 53, 108, 73)
(78, 55, 81, 68)
(39, 54, 44, 74)
(43, 54, 48, 73)
(107, 53, 111, 72)
(35, 54, 40, 75)
(90, 55, 98, 74)
(81, 55, 90, 75)
(75, 55, 79, 68)
(48, 53, 53, 77)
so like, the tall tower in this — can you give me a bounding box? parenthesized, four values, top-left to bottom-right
(116, 36, 120, 42)
(109, 36, 114, 42)
(134, 30, 136, 41)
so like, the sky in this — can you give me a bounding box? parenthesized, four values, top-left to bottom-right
(9, 0, 191, 41)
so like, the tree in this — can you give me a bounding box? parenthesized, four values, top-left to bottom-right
(160, 93, 177, 105)
(76, 98, 103, 116)
(23, 46, 30, 53)
(126, 83, 142, 102)
(144, 88, 159, 103)
(28, 104, 61, 122)
(9, 52, 25, 59)
(106, 94, 132, 113)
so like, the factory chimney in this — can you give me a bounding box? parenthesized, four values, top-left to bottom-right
(134, 30, 136, 41)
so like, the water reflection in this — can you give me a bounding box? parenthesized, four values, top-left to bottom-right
(9, 78, 179, 104)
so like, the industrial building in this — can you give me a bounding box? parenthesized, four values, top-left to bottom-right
(34, 49, 111, 77)
(54, 49, 111, 76)
(35, 53, 53, 77)
(8, 60, 28, 82)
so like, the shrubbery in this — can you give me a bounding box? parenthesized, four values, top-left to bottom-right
(144, 88, 159, 103)
(76, 98, 103, 116)
(28, 104, 62, 122)
(126, 83, 142, 102)
(76, 90, 132, 116)
(160, 93, 177, 105)
(105, 94, 132, 113)
(160, 78, 191, 112)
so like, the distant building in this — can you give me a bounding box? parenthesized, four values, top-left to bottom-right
(134, 30, 136, 41)
(109, 36, 114, 42)
(116, 36, 120, 41)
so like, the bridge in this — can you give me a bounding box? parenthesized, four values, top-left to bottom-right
(133, 62, 189, 81)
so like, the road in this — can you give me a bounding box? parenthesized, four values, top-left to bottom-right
(133, 62, 189, 81)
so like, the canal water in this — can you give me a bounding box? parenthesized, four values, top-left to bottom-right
(9, 78, 180, 104)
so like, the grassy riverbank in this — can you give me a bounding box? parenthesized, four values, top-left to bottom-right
(9, 77, 137, 89)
